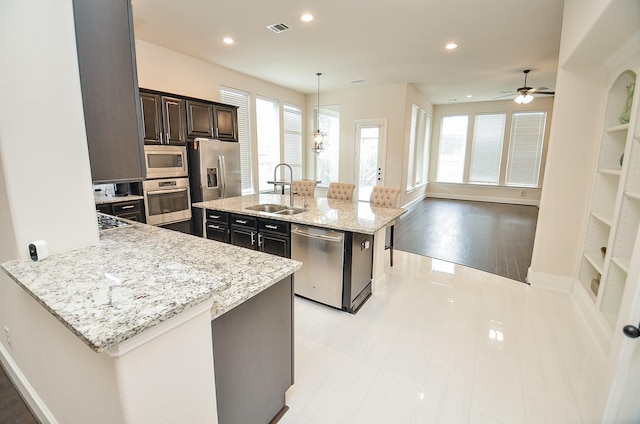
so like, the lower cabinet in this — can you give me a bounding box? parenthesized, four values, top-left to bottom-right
(96, 199, 145, 223)
(211, 276, 293, 424)
(228, 213, 291, 258)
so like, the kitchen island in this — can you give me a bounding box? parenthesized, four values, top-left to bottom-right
(193, 193, 406, 310)
(1, 219, 301, 424)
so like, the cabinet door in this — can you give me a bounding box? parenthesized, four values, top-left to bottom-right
(96, 203, 111, 214)
(162, 96, 186, 145)
(230, 228, 257, 250)
(186, 100, 214, 138)
(214, 105, 238, 141)
(206, 223, 229, 243)
(140, 92, 162, 145)
(259, 233, 290, 258)
(72, 0, 145, 183)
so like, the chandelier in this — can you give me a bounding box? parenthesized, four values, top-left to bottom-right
(311, 72, 326, 154)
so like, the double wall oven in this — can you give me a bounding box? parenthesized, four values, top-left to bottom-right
(142, 145, 191, 231)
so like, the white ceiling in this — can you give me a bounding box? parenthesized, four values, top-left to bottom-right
(131, 0, 564, 105)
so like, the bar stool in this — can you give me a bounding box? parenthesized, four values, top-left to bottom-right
(369, 186, 401, 266)
(292, 180, 316, 197)
(327, 182, 356, 201)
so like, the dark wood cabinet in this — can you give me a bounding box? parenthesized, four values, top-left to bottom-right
(96, 199, 145, 223)
(72, 0, 145, 183)
(139, 90, 186, 145)
(186, 100, 214, 138)
(205, 210, 229, 243)
(213, 105, 238, 141)
(228, 213, 290, 257)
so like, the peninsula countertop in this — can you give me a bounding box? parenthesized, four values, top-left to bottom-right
(193, 193, 406, 235)
(1, 221, 302, 353)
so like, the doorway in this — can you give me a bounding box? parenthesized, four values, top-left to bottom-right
(354, 119, 387, 202)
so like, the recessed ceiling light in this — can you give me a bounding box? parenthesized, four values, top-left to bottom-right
(223, 37, 234, 45)
(466, 94, 472, 98)
(300, 13, 314, 22)
(445, 43, 458, 50)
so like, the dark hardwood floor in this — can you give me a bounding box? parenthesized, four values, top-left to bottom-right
(0, 363, 38, 424)
(394, 198, 539, 283)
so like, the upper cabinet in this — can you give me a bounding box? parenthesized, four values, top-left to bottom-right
(72, 0, 145, 183)
(186, 100, 214, 139)
(140, 90, 186, 145)
(141, 90, 239, 143)
(214, 105, 238, 141)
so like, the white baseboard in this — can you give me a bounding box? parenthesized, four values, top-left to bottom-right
(526, 267, 573, 291)
(427, 192, 540, 207)
(400, 192, 428, 209)
(0, 343, 58, 424)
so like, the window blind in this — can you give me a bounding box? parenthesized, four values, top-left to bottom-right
(220, 87, 253, 193)
(283, 104, 302, 180)
(436, 115, 468, 183)
(469, 113, 506, 184)
(505, 111, 546, 187)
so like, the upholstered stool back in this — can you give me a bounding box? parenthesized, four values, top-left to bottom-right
(369, 186, 401, 207)
(327, 182, 356, 201)
(292, 181, 316, 197)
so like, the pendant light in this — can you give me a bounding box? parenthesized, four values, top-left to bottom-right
(311, 72, 326, 154)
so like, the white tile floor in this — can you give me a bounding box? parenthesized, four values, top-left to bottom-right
(281, 251, 607, 424)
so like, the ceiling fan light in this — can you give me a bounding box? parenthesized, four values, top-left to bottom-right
(523, 94, 534, 104)
(514, 94, 525, 104)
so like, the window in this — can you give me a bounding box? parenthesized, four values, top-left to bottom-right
(436, 115, 468, 183)
(256, 96, 280, 192)
(469, 113, 506, 184)
(316, 105, 340, 186)
(407, 105, 431, 189)
(505, 111, 546, 187)
(283, 104, 302, 180)
(220, 87, 252, 193)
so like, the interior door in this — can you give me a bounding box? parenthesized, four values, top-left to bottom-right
(354, 119, 387, 202)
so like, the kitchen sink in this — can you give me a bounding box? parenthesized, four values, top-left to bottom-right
(274, 207, 306, 215)
(245, 204, 306, 215)
(245, 203, 288, 213)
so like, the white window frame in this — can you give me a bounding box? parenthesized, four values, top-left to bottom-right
(436, 114, 469, 184)
(315, 105, 340, 187)
(255, 96, 280, 192)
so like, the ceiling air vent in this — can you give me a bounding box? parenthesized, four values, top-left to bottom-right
(267, 23, 290, 33)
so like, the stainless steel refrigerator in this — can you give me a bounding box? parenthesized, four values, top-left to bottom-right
(188, 138, 242, 237)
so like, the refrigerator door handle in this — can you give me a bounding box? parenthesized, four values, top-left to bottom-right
(219, 155, 227, 198)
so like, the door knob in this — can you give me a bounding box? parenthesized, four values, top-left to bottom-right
(623, 323, 640, 339)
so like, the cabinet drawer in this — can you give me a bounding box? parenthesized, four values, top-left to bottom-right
(206, 209, 228, 224)
(112, 200, 141, 215)
(96, 203, 111, 214)
(206, 222, 229, 243)
(230, 214, 257, 229)
(258, 218, 290, 235)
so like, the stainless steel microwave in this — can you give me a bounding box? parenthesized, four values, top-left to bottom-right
(144, 145, 188, 179)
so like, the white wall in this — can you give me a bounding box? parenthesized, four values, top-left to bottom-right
(0, 0, 116, 422)
(427, 97, 554, 206)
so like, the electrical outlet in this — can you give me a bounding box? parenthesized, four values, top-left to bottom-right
(519, 190, 525, 197)
(4, 326, 12, 349)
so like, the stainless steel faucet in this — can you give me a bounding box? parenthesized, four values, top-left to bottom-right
(273, 163, 293, 208)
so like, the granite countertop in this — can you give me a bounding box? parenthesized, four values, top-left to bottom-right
(1, 222, 301, 353)
(95, 194, 144, 205)
(193, 193, 406, 235)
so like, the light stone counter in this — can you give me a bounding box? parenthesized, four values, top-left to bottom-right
(193, 193, 406, 235)
(1, 222, 301, 353)
(94, 194, 144, 205)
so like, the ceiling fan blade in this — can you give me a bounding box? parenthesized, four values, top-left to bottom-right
(529, 86, 549, 93)
(534, 91, 555, 95)
(493, 93, 516, 99)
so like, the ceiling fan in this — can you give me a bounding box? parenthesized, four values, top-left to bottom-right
(497, 69, 555, 103)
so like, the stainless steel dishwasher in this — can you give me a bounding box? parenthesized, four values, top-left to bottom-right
(291, 224, 345, 309)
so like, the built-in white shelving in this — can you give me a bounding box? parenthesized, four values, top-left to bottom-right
(579, 69, 639, 334)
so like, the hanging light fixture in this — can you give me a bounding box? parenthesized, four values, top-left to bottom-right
(514, 92, 534, 104)
(311, 72, 326, 154)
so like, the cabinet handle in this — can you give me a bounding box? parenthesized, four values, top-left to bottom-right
(265, 224, 278, 230)
(236, 219, 248, 224)
(257, 233, 263, 247)
(250, 231, 255, 246)
(209, 214, 220, 219)
(159, 132, 164, 144)
(121, 205, 134, 210)
(166, 132, 170, 143)
(208, 224, 221, 230)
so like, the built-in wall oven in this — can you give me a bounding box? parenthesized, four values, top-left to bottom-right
(142, 177, 191, 226)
